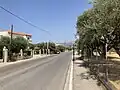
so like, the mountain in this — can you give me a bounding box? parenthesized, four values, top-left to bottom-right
(56, 41, 74, 47)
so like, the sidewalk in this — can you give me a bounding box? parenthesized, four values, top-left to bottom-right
(0, 54, 49, 68)
(73, 60, 103, 90)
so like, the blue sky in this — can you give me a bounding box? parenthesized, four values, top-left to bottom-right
(0, 0, 92, 43)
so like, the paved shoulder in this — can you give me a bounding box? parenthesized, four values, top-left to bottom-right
(73, 60, 103, 90)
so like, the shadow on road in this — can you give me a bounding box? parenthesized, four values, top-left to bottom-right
(77, 71, 96, 80)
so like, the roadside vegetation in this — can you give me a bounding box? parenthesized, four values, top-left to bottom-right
(76, 0, 120, 89)
(0, 36, 71, 61)
(77, 0, 120, 58)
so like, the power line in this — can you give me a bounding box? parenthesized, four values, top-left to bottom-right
(0, 5, 51, 35)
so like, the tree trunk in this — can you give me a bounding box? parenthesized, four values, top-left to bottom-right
(101, 44, 106, 59)
(81, 48, 84, 57)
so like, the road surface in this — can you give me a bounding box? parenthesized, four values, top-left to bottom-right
(0, 52, 72, 90)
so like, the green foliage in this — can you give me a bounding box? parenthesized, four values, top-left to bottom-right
(36, 42, 56, 49)
(36, 42, 45, 49)
(57, 45, 65, 52)
(77, 0, 120, 58)
(36, 42, 57, 54)
(49, 42, 56, 51)
(0, 36, 10, 58)
(0, 36, 28, 58)
(0, 36, 10, 49)
(0, 36, 28, 53)
(28, 43, 35, 50)
(66, 46, 72, 51)
(35, 42, 67, 54)
(12, 36, 28, 53)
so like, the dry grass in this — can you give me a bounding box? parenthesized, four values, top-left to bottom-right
(108, 52, 120, 90)
(110, 80, 120, 90)
(107, 52, 120, 61)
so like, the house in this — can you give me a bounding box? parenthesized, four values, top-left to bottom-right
(0, 30, 32, 43)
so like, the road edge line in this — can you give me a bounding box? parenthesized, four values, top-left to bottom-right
(69, 60, 73, 90)
(63, 59, 73, 90)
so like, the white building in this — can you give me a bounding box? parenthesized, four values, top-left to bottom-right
(0, 30, 32, 43)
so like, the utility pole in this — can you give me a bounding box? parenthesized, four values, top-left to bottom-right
(47, 41, 49, 54)
(9, 25, 13, 61)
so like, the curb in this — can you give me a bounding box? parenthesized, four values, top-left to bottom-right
(69, 61, 73, 90)
(0, 55, 53, 68)
(63, 60, 73, 90)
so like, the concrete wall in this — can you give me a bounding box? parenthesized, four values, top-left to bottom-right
(0, 31, 9, 37)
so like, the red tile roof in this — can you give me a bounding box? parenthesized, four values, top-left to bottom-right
(7, 30, 32, 37)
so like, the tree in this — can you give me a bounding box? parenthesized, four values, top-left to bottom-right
(36, 42, 45, 49)
(48, 42, 56, 51)
(0, 36, 10, 58)
(57, 45, 65, 52)
(36, 42, 57, 54)
(95, 0, 120, 56)
(28, 43, 35, 50)
(0, 36, 28, 58)
(0, 36, 10, 49)
(77, 9, 101, 57)
(77, 0, 120, 58)
(12, 36, 28, 53)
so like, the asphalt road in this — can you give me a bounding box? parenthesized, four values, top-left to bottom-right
(0, 52, 72, 90)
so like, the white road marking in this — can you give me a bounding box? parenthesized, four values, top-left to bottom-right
(69, 61, 73, 90)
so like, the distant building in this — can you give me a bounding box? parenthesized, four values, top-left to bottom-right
(0, 30, 32, 43)
(55, 43, 63, 46)
(55, 41, 74, 47)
